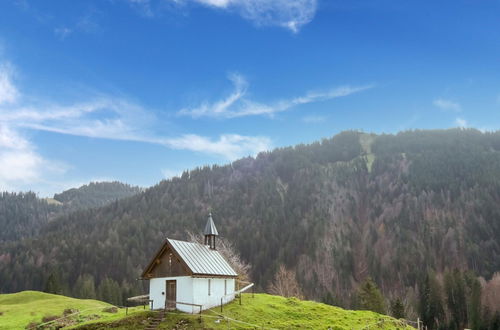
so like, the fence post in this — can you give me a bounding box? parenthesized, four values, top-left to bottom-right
(239, 292, 242, 305)
(221, 298, 223, 313)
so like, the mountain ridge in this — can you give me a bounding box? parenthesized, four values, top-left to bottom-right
(1, 129, 499, 323)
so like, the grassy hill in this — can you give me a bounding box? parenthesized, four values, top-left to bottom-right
(0, 291, 411, 329)
(73, 293, 412, 330)
(0, 291, 145, 330)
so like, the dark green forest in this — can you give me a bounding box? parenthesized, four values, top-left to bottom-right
(0, 182, 141, 242)
(1, 129, 499, 329)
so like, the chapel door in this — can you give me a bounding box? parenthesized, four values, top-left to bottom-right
(166, 280, 176, 309)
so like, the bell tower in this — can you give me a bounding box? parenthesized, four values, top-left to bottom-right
(204, 212, 219, 250)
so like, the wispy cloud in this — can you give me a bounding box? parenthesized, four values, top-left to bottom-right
(455, 117, 467, 128)
(54, 27, 72, 40)
(162, 168, 183, 180)
(0, 64, 64, 192)
(132, 0, 317, 33)
(53, 10, 101, 40)
(194, 0, 317, 33)
(433, 98, 461, 112)
(179, 73, 372, 119)
(161, 134, 271, 160)
(0, 64, 18, 104)
(0, 62, 272, 172)
(0, 123, 67, 193)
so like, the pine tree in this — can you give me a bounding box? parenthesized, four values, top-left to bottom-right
(98, 277, 122, 306)
(419, 273, 445, 330)
(465, 274, 482, 330)
(74, 274, 96, 299)
(444, 270, 467, 330)
(44, 273, 61, 295)
(357, 277, 386, 314)
(390, 298, 406, 319)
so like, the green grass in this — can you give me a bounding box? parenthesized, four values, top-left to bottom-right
(0, 291, 145, 330)
(73, 294, 412, 330)
(1, 291, 411, 329)
(202, 293, 411, 329)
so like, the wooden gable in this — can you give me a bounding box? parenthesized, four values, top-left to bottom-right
(142, 242, 192, 279)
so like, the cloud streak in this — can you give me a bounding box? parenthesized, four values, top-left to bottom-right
(161, 134, 271, 160)
(0, 63, 272, 171)
(179, 73, 372, 119)
(191, 0, 318, 33)
(0, 64, 18, 104)
(132, 0, 317, 33)
(433, 98, 461, 112)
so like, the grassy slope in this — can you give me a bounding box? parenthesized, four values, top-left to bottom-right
(75, 294, 412, 330)
(0, 291, 145, 330)
(359, 133, 375, 172)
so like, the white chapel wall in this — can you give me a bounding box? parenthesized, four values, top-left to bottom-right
(192, 277, 236, 310)
(149, 276, 193, 311)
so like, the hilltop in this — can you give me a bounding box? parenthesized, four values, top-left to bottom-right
(0, 291, 147, 330)
(0, 291, 411, 329)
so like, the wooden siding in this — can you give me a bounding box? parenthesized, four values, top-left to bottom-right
(148, 245, 190, 278)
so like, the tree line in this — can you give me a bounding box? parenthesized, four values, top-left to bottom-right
(1, 129, 499, 329)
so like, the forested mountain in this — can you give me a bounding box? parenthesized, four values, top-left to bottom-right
(0, 182, 141, 242)
(1, 129, 500, 328)
(0, 192, 60, 243)
(52, 181, 143, 211)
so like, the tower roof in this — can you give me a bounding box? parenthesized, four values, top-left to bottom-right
(204, 212, 219, 236)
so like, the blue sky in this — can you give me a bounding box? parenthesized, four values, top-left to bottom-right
(0, 0, 499, 196)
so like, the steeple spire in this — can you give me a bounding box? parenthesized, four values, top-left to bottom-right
(204, 212, 218, 249)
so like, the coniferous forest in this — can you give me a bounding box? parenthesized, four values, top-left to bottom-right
(1, 129, 500, 329)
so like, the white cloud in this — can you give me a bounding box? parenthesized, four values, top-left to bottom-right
(0, 62, 272, 164)
(433, 98, 461, 112)
(179, 73, 372, 119)
(161, 168, 183, 180)
(167, 0, 317, 33)
(1, 97, 271, 160)
(0, 64, 19, 105)
(455, 117, 467, 128)
(162, 134, 271, 160)
(0, 124, 67, 193)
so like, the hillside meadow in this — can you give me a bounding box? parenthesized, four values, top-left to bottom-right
(0, 292, 413, 329)
(0, 291, 146, 329)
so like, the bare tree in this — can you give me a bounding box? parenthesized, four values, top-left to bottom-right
(268, 264, 304, 299)
(187, 231, 252, 281)
(482, 272, 500, 313)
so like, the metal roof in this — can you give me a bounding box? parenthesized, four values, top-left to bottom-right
(204, 213, 219, 236)
(168, 238, 237, 277)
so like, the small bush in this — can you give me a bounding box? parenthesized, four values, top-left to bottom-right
(0, 311, 3, 316)
(102, 306, 118, 313)
(63, 308, 78, 316)
(42, 314, 59, 323)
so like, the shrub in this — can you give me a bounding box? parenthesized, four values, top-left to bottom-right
(63, 308, 78, 316)
(42, 314, 59, 323)
(102, 306, 118, 313)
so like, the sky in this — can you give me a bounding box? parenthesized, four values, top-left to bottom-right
(0, 0, 500, 196)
